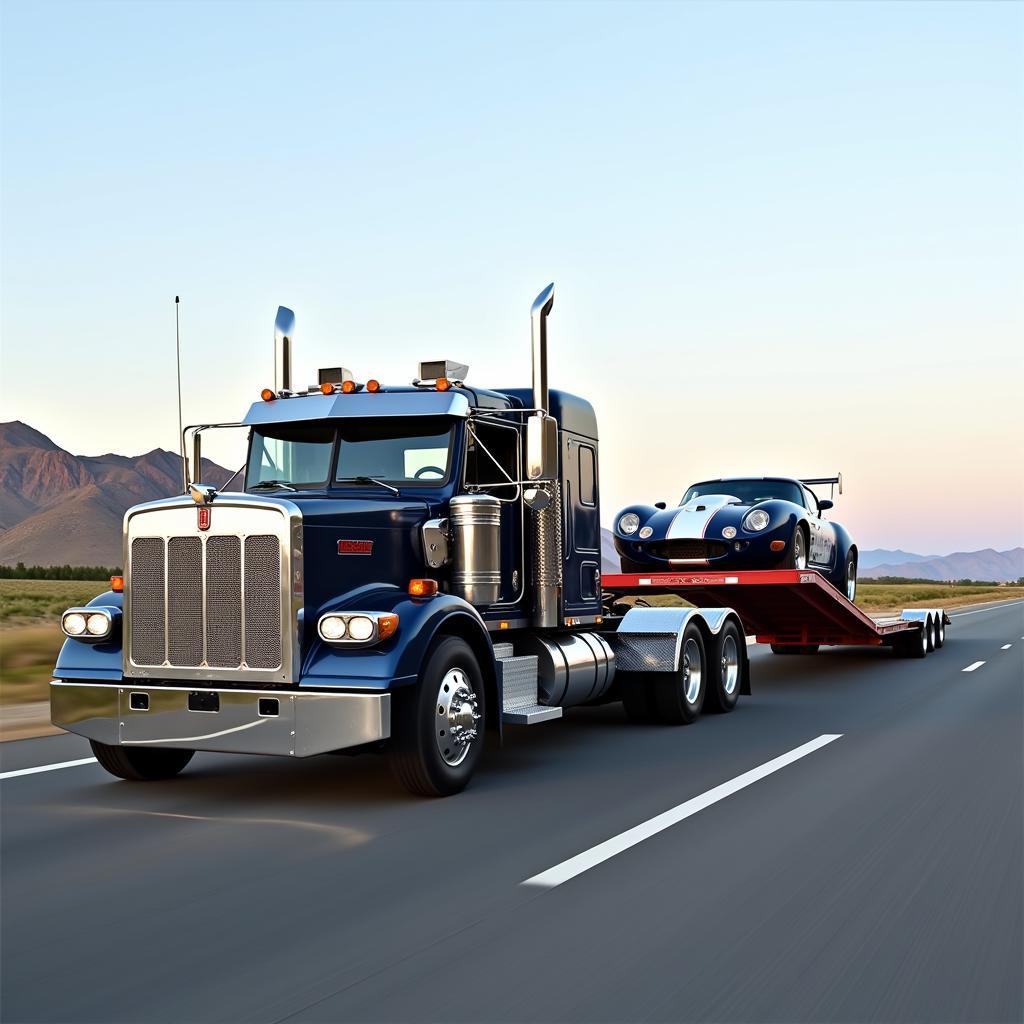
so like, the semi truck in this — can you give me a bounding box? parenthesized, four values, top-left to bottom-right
(50, 285, 945, 796)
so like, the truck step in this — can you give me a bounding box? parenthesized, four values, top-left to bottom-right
(497, 652, 561, 725)
(492, 642, 515, 660)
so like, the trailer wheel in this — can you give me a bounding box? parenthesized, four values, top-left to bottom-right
(895, 624, 928, 658)
(653, 624, 706, 725)
(389, 636, 485, 797)
(89, 740, 194, 781)
(935, 615, 945, 648)
(619, 674, 658, 723)
(925, 615, 936, 653)
(770, 643, 819, 655)
(704, 620, 743, 714)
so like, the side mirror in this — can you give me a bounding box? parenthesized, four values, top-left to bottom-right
(526, 413, 558, 482)
(523, 487, 552, 511)
(818, 499, 834, 512)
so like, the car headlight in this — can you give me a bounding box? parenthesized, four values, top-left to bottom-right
(317, 611, 399, 646)
(62, 612, 87, 636)
(618, 513, 641, 535)
(722, 526, 737, 539)
(742, 509, 771, 532)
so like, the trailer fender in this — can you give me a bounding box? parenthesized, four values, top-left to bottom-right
(611, 606, 751, 695)
(899, 608, 947, 650)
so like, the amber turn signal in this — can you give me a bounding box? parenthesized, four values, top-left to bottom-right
(377, 614, 400, 641)
(260, 388, 276, 402)
(435, 377, 451, 392)
(110, 575, 124, 593)
(408, 579, 438, 598)
(770, 540, 786, 552)
(366, 379, 381, 393)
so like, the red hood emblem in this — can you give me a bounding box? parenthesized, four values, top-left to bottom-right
(197, 507, 211, 531)
(338, 539, 373, 555)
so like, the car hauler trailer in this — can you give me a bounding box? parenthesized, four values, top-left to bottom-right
(50, 285, 752, 797)
(602, 569, 950, 658)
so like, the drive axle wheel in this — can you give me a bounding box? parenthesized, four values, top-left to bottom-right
(390, 636, 485, 797)
(653, 623, 706, 725)
(705, 620, 743, 713)
(89, 740, 194, 781)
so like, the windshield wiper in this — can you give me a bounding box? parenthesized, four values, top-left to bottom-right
(249, 479, 296, 492)
(340, 476, 400, 496)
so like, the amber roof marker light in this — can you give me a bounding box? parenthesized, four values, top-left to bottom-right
(366, 379, 381, 393)
(435, 377, 451, 392)
(260, 388, 276, 402)
(320, 382, 336, 395)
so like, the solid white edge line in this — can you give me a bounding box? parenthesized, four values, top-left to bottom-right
(949, 600, 1024, 618)
(1, 757, 97, 781)
(962, 661, 986, 673)
(522, 733, 843, 890)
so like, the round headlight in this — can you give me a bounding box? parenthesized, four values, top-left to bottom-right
(86, 612, 110, 637)
(722, 526, 737, 539)
(742, 509, 771, 532)
(63, 612, 87, 636)
(320, 615, 347, 640)
(618, 513, 640, 535)
(347, 615, 374, 642)
(639, 526, 653, 539)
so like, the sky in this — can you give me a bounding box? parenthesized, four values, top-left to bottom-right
(1, 0, 1021, 554)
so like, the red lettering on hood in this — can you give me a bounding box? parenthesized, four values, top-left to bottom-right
(338, 539, 373, 555)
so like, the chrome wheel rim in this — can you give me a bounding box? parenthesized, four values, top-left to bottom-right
(939, 619, 945, 644)
(846, 561, 857, 602)
(682, 637, 703, 704)
(794, 531, 808, 569)
(434, 667, 480, 767)
(921, 624, 928, 654)
(721, 634, 739, 695)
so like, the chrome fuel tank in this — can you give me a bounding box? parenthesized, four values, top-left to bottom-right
(449, 494, 501, 606)
(515, 631, 615, 707)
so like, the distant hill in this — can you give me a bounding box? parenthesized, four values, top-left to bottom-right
(0, 422, 230, 567)
(600, 527, 1022, 581)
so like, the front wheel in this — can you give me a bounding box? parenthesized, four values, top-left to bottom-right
(389, 636, 486, 797)
(653, 623, 706, 725)
(89, 740, 194, 781)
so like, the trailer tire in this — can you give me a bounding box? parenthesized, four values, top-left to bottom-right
(89, 740, 194, 781)
(925, 615, 936, 653)
(389, 636, 485, 798)
(705, 620, 743, 714)
(935, 615, 945, 648)
(895, 625, 928, 659)
(770, 643, 820, 655)
(653, 623, 706, 725)
(619, 673, 658, 723)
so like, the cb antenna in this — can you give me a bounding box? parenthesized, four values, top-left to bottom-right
(175, 296, 187, 491)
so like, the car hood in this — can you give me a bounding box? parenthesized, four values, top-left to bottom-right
(664, 494, 744, 538)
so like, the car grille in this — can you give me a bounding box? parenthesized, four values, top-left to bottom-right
(129, 533, 282, 671)
(647, 539, 730, 561)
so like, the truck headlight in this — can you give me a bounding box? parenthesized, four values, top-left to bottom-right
(618, 513, 641, 535)
(62, 612, 87, 636)
(62, 606, 117, 642)
(742, 509, 771, 532)
(86, 612, 112, 637)
(317, 612, 399, 646)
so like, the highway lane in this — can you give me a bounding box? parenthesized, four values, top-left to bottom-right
(2, 601, 1021, 1023)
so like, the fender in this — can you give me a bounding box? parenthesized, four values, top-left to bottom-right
(53, 590, 125, 682)
(301, 588, 494, 693)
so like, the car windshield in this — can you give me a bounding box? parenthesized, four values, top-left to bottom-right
(681, 479, 805, 507)
(245, 417, 456, 490)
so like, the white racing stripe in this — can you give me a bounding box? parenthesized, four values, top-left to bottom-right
(962, 661, 986, 673)
(522, 733, 842, 890)
(1, 757, 97, 781)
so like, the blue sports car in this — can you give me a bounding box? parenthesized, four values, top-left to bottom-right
(613, 475, 858, 601)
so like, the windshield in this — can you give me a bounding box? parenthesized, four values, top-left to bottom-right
(245, 417, 457, 491)
(682, 479, 805, 507)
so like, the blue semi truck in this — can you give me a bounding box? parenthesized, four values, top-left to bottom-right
(50, 285, 751, 796)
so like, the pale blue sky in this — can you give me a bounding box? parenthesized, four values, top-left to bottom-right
(2, 0, 1021, 551)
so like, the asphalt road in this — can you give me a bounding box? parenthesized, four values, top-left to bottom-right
(2, 602, 1021, 1024)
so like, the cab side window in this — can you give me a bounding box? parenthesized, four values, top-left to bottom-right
(578, 444, 596, 506)
(464, 421, 519, 500)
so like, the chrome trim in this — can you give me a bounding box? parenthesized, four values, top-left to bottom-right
(50, 681, 389, 757)
(530, 282, 554, 414)
(122, 494, 303, 685)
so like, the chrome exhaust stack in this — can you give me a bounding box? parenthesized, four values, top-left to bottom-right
(275, 306, 296, 392)
(531, 283, 554, 414)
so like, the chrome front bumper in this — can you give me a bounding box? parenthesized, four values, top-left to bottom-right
(50, 681, 390, 757)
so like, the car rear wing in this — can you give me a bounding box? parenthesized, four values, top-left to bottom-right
(801, 474, 842, 497)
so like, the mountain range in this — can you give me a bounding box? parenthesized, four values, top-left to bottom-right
(1, 421, 1020, 580)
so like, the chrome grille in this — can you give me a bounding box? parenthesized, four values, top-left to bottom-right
(129, 532, 282, 673)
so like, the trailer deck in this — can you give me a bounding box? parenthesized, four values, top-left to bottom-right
(602, 569, 939, 648)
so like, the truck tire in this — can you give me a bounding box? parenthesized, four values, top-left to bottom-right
(894, 624, 928, 658)
(619, 673, 658, 723)
(653, 623, 706, 725)
(704, 620, 743, 714)
(89, 740, 194, 781)
(389, 636, 485, 797)
(770, 643, 819, 655)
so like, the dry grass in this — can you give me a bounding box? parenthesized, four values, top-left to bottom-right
(855, 583, 1024, 614)
(0, 579, 111, 625)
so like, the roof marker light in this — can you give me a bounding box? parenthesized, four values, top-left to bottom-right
(320, 382, 336, 395)
(435, 377, 451, 392)
(261, 388, 276, 402)
(366, 379, 381, 393)
(342, 380, 364, 394)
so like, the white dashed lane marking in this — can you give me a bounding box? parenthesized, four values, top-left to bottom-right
(962, 662, 986, 673)
(1000, 644, 1012, 650)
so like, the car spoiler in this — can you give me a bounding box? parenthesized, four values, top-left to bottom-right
(801, 474, 842, 496)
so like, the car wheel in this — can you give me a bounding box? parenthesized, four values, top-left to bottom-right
(89, 740, 194, 781)
(786, 526, 809, 570)
(704, 620, 743, 713)
(653, 623, 706, 725)
(844, 554, 857, 603)
(389, 636, 485, 797)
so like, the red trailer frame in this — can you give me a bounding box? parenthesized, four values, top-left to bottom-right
(602, 569, 934, 647)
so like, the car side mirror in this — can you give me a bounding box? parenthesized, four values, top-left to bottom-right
(655, 501, 667, 510)
(818, 499, 833, 512)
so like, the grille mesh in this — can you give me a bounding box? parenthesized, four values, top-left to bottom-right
(205, 536, 242, 668)
(130, 538, 166, 666)
(649, 539, 729, 561)
(129, 530, 282, 673)
(244, 535, 282, 669)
